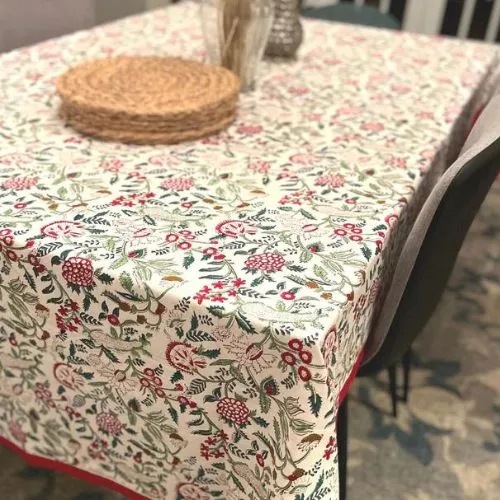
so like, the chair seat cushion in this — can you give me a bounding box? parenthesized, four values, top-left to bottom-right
(302, 4, 400, 30)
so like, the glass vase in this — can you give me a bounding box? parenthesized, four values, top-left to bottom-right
(265, 0, 303, 58)
(200, 0, 275, 91)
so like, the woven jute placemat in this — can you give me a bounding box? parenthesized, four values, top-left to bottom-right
(56, 56, 240, 145)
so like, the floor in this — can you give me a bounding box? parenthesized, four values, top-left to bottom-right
(1, 185, 499, 499)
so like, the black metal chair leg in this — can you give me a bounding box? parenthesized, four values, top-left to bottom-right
(402, 349, 412, 403)
(337, 395, 348, 500)
(388, 364, 398, 418)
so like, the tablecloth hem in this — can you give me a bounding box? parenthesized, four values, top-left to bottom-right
(338, 349, 365, 406)
(0, 436, 148, 500)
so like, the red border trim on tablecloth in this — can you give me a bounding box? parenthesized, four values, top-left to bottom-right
(0, 436, 149, 500)
(338, 349, 365, 405)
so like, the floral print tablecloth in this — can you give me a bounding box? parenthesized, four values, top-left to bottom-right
(0, 2, 498, 499)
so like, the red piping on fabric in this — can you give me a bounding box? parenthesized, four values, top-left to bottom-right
(0, 436, 148, 500)
(338, 349, 365, 406)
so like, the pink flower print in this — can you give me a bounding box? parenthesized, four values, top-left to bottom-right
(101, 159, 124, 172)
(304, 113, 322, 122)
(111, 192, 155, 206)
(96, 411, 123, 436)
(336, 106, 361, 116)
(289, 86, 310, 95)
(385, 156, 407, 169)
(315, 174, 345, 188)
(2, 177, 38, 190)
(279, 190, 315, 206)
(245, 252, 286, 272)
(289, 153, 320, 165)
(361, 123, 384, 133)
(418, 111, 434, 120)
(201, 135, 223, 145)
(216, 397, 250, 425)
(0, 153, 32, 165)
(236, 124, 263, 135)
(8, 421, 26, 444)
(248, 160, 270, 174)
(62, 257, 94, 287)
(391, 83, 411, 94)
(161, 177, 194, 191)
(41, 220, 84, 239)
(165, 341, 206, 374)
(148, 154, 181, 167)
(384, 213, 399, 228)
(216, 220, 256, 238)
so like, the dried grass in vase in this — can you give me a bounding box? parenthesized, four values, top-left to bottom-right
(209, 0, 273, 90)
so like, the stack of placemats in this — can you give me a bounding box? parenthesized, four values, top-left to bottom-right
(56, 56, 240, 144)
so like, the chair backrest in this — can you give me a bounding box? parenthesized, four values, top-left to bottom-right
(0, 0, 95, 53)
(362, 95, 500, 371)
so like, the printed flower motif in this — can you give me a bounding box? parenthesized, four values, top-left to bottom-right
(385, 156, 407, 169)
(245, 253, 285, 272)
(211, 326, 233, 342)
(53, 363, 84, 390)
(315, 174, 345, 188)
(248, 160, 271, 174)
(216, 220, 256, 238)
(281, 291, 295, 300)
(227, 338, 276, 373)
(161, 177, 194, 191)
(289, 153, 321, 165)
(236, 124, 263, 135)
(289, 86, 310, 95)
(278, 190, 315, 206)
(87, 439, 108, 460)
(101, 159, 124, 172)
(41, 221, 84, 239)
(262, 378, 279, 396)
(62, 257, 94, 287)
(216, 397, 250, 425)
(34, 383, 55, 407)
(200, 430, 228, 461)
(2, 177, 38, 190)
(96, 411, 123, 436)
(0, 153, 32, 165)
(177, 483, 210, 500)
(322, 326, 337, 367)
(361, 122, 384, 133)
(148, 154, 181, 167)
(111, 192, 155, 206)
(165, 341, 206, 374)
(55, 300, 81, 334)
(8, 420, 26, 443)
(323, 436, 336, 459)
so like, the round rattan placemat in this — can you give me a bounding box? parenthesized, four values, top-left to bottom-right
(56, 56, 241, 145)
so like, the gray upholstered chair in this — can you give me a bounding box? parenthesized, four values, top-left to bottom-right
(337, 94, 500, 500)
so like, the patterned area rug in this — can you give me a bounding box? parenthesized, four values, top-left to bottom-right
(1, 185, 499, 499)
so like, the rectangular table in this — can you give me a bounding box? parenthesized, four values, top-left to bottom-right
(0, 2, 498, 499)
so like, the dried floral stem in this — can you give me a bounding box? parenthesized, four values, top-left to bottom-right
(217, 0, 252, 82)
